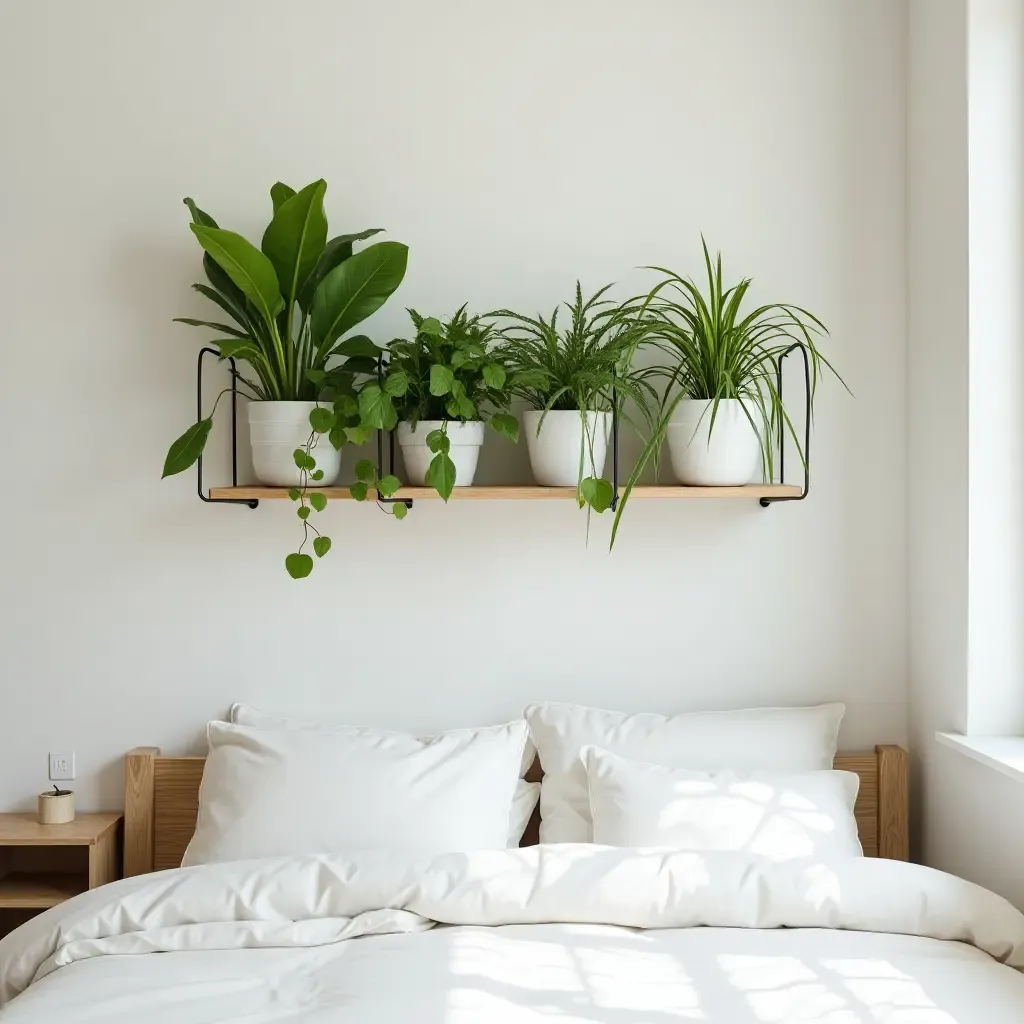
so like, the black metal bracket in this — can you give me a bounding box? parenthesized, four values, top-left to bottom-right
(758, 342, 811, 508)
(375, 356, 413, 509)
(196, 346, 258, 509)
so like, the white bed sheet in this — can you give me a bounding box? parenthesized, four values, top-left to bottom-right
(4, 923, 1022, 1023)
(2, 845, 1023, 1023)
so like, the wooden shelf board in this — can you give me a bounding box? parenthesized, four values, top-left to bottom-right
(209, 484, 802, 502)
(0, 872, 85, 909)
(0, 813, 122, 846)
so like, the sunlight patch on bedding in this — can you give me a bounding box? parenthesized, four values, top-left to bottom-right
(655, 782, 837, 860)
(576, 945, 700, 1015)
(822, 958, 958, 1023)
(448, 930, 583, 993)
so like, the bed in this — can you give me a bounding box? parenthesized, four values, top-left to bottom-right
(2, 740, 1024, 1023)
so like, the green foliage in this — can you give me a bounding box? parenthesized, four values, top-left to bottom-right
(610, 239, 845, 546)
(163, 180, 408, 480)
(348, 459, 410, 519)
(492, 283, 658, 513)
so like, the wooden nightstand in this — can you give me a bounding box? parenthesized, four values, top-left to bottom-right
(0, 813, 122, 937)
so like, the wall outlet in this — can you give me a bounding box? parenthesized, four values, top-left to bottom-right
(48, 751, 75, 781)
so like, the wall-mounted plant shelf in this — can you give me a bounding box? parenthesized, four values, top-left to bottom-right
(209, 484, 802, 502)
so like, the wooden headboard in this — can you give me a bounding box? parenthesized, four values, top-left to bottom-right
(123, 744, 909, 877)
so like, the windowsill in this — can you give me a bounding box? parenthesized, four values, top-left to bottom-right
(936, 732, 1024, 783)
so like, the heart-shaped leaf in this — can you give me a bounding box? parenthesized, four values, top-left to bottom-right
(350, 481, 369, 501)
(309, 492, 327, 512)
(285, 553, 314, 579)
(418, 317, 443, 337)
(358, 384, 397, 430)
(311, 470, 324, 481)
(383, 370, 408, 397)
(345, 423, 373, 445)
(425, 451, 456, 501)
(162, 418, 212, 478)
(429, 364, 454, 396)
(488, 413, 519, 443)
(308, 407, 335, 433)
(580, 476, 614, 514)
(354, 459, 377, 484)
(392, 502, 408, 521)
(297, 506, 310, 520)
(425, 429, 450, 454)
(377, 474, 401, 498)
(288, 488, 300, 501)
(482, 363, 506, 390)
(313, 535, 332, 558)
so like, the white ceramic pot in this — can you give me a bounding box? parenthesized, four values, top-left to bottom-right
(665, 398, 761, 486)
(398, 420, 484, 487)
(523, 409, 610, 486)
(247, 401, 342, 487)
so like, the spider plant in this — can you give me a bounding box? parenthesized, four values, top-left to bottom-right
(491, 283, 658, 513)
(610, 239, 845, 545)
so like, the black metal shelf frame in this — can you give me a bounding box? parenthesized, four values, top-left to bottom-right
(194, 344, 811, 509)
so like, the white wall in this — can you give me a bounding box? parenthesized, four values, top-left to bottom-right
(0, 0, 907, 812)
(908, 0, 1024, 908)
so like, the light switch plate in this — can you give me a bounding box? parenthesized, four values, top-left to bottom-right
(48, 751, 75, 781)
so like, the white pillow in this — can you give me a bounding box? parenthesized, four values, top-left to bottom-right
(228, 704, 538, 847)
(183, 720, 530, 866)
(526, 701, 845, 843)
(584, 746, 862, 861)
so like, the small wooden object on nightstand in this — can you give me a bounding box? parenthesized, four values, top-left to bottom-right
(0, 812, 122, 938)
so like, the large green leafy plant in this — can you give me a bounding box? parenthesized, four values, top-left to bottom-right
(492, 283, 658, 513)
(160, 179, 409, 578)
(611, 240, 843, 545)
(351, 308, 519, 500)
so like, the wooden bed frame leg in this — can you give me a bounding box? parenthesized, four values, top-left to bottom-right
(124, 747, 159, 877)
(876, 744, 910, 861)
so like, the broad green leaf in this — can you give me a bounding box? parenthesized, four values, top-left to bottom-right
(183, 198, 217, 228)
(358, 384, 397, 430)
(216, 339, 263, 363)
(270, 182, 296, 213)
(306, 369, 326, 385)
(297, 506, 310, 520)
(190, 225, 284, 325)
(425, 451, 456, 501)
(392, 502, 408, 520)
(173, 317, 248, 339)
(309, 492, 327, 512)
(354, 458, 376, 484)
(162, 418, 212, 477)
(331, 335, 382, 359)
(261, 179, 328, 310)
(192, 281, 250, 332)
(482, 363, 506, 390)
(288, 488, 300, 501)
(378, 474, 400, 497)
(429, 364, 454, 396)
(329, 425, 345, 449)
(345, 423, 373, 444)
(293, 448, 308, 468)
(580, 476, 614, 513)
(335, 395, 359, 418)
(457, 395, 476, 420)
(308, 407, 335, 433)
(418, 317, 443, 337)
(350, 481, 369, 501)
(488, 412, 519, 443)
(297, 229, 384, 311)
(285, 552, 314, 579)
(313, 535, 332, 558)
(311, 469, 324, 481)
(426, 429, 450, 454)
(511, 369, 549, 390)
(340, 356, 379, 376)
(310, 241, 409, 354)
(383, 370, 408, 397)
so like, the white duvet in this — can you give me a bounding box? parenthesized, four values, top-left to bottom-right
(2, 846, 1024, 1022)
